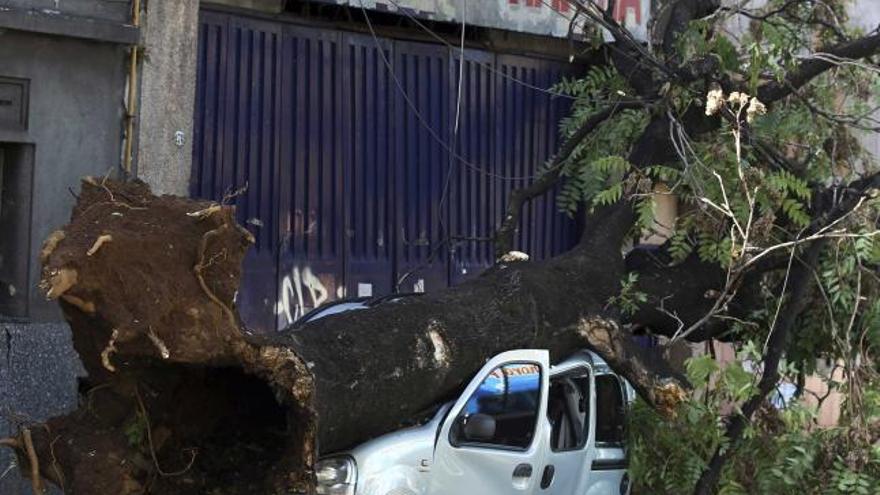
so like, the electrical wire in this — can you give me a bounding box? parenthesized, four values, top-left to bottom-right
(358, 0, 542, 181)
(438, 0, 469, 238)
(453, 0, 467, 135)
(384, 0, 653, 107)
(381, 0, 622, 104)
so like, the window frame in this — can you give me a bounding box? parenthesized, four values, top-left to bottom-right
(594, 373, 627, 449)
(448, 360, 544, 452)
(548, 366, 592, 453)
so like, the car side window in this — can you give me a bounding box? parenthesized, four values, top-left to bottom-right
(450, 362, 542, 450)
(547, 371, 590, 452)
(595, 375, 626, 445)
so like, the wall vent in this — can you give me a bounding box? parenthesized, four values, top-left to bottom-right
(0, 76, 30, 131)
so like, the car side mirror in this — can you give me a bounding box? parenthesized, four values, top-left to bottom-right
(462, 414, 496, 442)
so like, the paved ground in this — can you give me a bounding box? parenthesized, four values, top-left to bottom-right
(1, 321, 83, 495)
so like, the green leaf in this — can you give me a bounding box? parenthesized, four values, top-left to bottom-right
(686, 355, 720, 386)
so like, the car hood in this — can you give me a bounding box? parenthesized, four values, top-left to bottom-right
(345, 404, 451, 494)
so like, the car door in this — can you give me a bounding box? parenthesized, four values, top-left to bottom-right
(540, 363, 597, 494)
(585, 373, 631, 495)
(429, 350, 550, 495)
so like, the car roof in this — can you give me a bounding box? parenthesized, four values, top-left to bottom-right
(552, 349, 613, 374)
(293, 292, 424, 327)
(293, 297, 371, 326)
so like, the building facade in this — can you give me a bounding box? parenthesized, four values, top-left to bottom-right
(0, 2, 137, 493)
(0, 1, 622, 492)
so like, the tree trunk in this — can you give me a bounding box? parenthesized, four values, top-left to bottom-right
(4, 179, 686, 494)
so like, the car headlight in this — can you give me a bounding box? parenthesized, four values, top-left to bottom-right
(316, 456, 357, 495)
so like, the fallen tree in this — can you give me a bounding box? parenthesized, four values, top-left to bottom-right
(4, 1, 880, 494)
(2, 178, 688, 494)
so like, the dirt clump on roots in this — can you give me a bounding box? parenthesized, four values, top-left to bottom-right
(12, 178, 317, 495)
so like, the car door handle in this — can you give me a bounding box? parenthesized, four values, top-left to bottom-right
(540, 465, 555, 489)
(512, 463, 533, 478)
(591, 458, 629, 471)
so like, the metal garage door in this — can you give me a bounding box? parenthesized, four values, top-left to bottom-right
(192, 9, 580, 332)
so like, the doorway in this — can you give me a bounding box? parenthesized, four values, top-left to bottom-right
(0, 142, 35, 318)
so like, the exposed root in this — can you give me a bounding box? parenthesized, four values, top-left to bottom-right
(39, 230, 66, 264)
(135, 386, 198, 477)
(22, 429, 45, 495)
(35, 178, 311, 494)
(42, 268, 78, 300)
(147, 327, 171, 360)
(235, 224, 256, 245)
(60, 294, 96, 314)
(86, 234, 113, 256)
(0, 437, 21, 448)
(221, 181, 249, 205)
(48, 435, 65, 493)
(194, 225, 237, 328)
(100, 329, 120, 372)
(84, 175, 147, 210)
(187, 204, 222, 220)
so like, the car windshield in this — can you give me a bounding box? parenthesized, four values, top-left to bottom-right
(301, 302, 368, 324)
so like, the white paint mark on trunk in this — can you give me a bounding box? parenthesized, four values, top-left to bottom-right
(426, 323, 449, 368)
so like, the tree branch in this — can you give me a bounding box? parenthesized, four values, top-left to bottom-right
(758, 32, 880, 103)
(692, 239, 825, 495)
(494, 101, 643, 259)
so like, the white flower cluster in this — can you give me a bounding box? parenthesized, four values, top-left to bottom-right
(727, 91, 750, 108)
(704, 88, 766, 123)
(705, 88, 724, 116)
(746, 97, 766, 123)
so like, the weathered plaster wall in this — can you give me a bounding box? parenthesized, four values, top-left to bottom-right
(0, 29, 127, 321)
(135, 0, 200, 196)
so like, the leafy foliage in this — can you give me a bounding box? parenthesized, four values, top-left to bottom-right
(608, 272, 648, 317)
(552, 67, 649, 216)
(629, 355, 880, 495)
(547, 0, 880, 491)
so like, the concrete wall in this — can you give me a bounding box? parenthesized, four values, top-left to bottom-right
(0, 0, 131, 23)
(0, 0, 138, 45)
(135, 0, 200, 196)
(0, 29, 128, 321)
(0, 27, 128, 494)
(204, 0, 284, 13)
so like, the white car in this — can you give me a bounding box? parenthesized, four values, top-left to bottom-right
(313, 348, 633, 495)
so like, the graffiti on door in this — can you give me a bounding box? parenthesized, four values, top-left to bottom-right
(274, 266, 342, 325)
